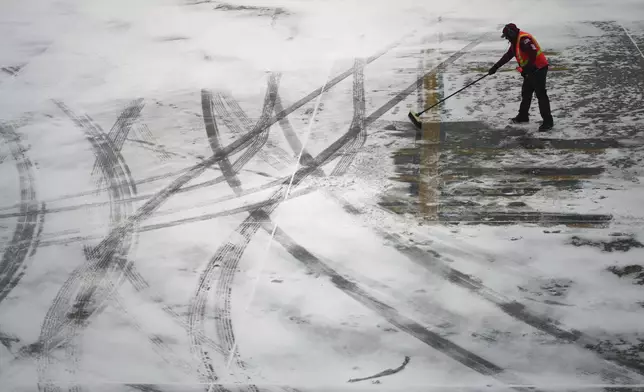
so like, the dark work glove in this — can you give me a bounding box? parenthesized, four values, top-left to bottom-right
(521, 64, 537, 77)
(488, 65, 499, 75)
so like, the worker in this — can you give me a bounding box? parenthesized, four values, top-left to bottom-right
(488, 23, 554, 131)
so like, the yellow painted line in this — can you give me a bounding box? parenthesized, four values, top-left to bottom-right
(390, 174, 421, 183)
(419, 50, 441, 222)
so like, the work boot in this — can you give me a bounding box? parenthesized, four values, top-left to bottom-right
(539, 117, 554, 132)
(510, 115, 529, 124)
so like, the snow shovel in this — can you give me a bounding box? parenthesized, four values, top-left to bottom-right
(408, 73, 488, 129)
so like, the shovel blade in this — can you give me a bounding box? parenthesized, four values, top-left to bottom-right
(408, 111, 422, 130)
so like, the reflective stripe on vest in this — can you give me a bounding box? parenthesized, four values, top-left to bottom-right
(515, 31, 548, 72)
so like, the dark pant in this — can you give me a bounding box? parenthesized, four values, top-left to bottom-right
(519, 66, 553, 124)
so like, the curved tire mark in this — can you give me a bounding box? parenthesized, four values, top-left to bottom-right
(5, 34, 410, 382)
(131, 122, 173, 162)
(189, 87, 243, 384)
(0, 125, 43, 306)
(202, 89, 242, 193)
(0, 31, 412, 215)
(228, 73, 281, 174)
(240, 38, 524, 385)
(190, 74, 281, 384)
(218, 91, 293, 171)
(11, 185, 317, 251)
(385, 231, 644, 381)
(0, 176, 292, 251)
(240, 38, 533, 385)
(330, 58, 366, 177)
(194, 47, 414, 381)
(192, 38, 482, 373)
(273, 94, 322, 174)
(265, 224, 536, 388)
(292, 34, 640, 383)
(37, 101, 141, 386)
(90, 98, 144, 188)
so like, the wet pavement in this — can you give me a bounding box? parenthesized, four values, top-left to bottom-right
(379, 21, 644, 229)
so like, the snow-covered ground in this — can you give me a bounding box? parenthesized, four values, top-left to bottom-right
(2, 0, 644, 391)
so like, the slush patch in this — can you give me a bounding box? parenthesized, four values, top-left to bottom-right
(1, 65, 24, 76)
(214, 3, 290, 16)
(585, 336, 644, 373)
(609, 156, 640, 169)
(607, 265, 644, 285)
(570, 236, 644, 252)
(0, 331, 20, 350)
(518, 278, 574, 299)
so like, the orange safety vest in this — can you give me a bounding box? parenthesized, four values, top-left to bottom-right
(515, 31, 548, 73)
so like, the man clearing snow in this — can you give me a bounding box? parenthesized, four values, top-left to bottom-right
(488, 23, 554, 131)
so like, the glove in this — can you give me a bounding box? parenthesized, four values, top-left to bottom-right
(521, 64, 537, 77)
(488, 65, 499, 75)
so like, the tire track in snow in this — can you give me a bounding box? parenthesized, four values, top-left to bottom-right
(0, 125, 43, 306)
(190, 62, 357, 382)
(54, 100, 139, 224)
(37, 101, 141, 387)
(198, 38, 481, 381)
(109, 290, 196, 376)
(241, 36, 544, 386)
(273, 94, 325, 180)
(252, 43, 521, 382)
(2, 78, 282, 225)
(0, 174, 291, 250)
(125, 136, 182, 159)
(189, 89, 244, 384)
(122, 266, 228, 356)
(0, 164, 275, 222)
(330, 59, 366, 177)
(263, 223, 537, 389)
(15, 32, 408, 379)
(55, 98, 199, 385)
(190, 74, 281, 386)
(0, 176, 308, 254)
(217, 92, 293, 171)
(202, 89, 242, 193)
(273, 94, 307, 162)
(132, 121, 173, 162)
(282, 34, 641, 382)
(0, 165, 194, 213)
(89, 98, 144, 188)
(0, 161, 225, 214)
(226, 73, 281, 176)
(7, 185, 318, 250)
(193, 64, 357, 380)
(5, 34, 409, 382)
(190, 213, 268, 385)
(125, 384, 165, 392)
(216, 92, 285, 171)
(384, 231, 644, 381)
(0, 32, 411, 215)
(201, 91, 270, 171)
(0, 39, 472, 258)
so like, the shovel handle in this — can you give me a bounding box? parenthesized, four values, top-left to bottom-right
(417, 74, 488, 116)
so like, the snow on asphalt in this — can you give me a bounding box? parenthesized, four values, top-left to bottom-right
(1, 0, 644, 391)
